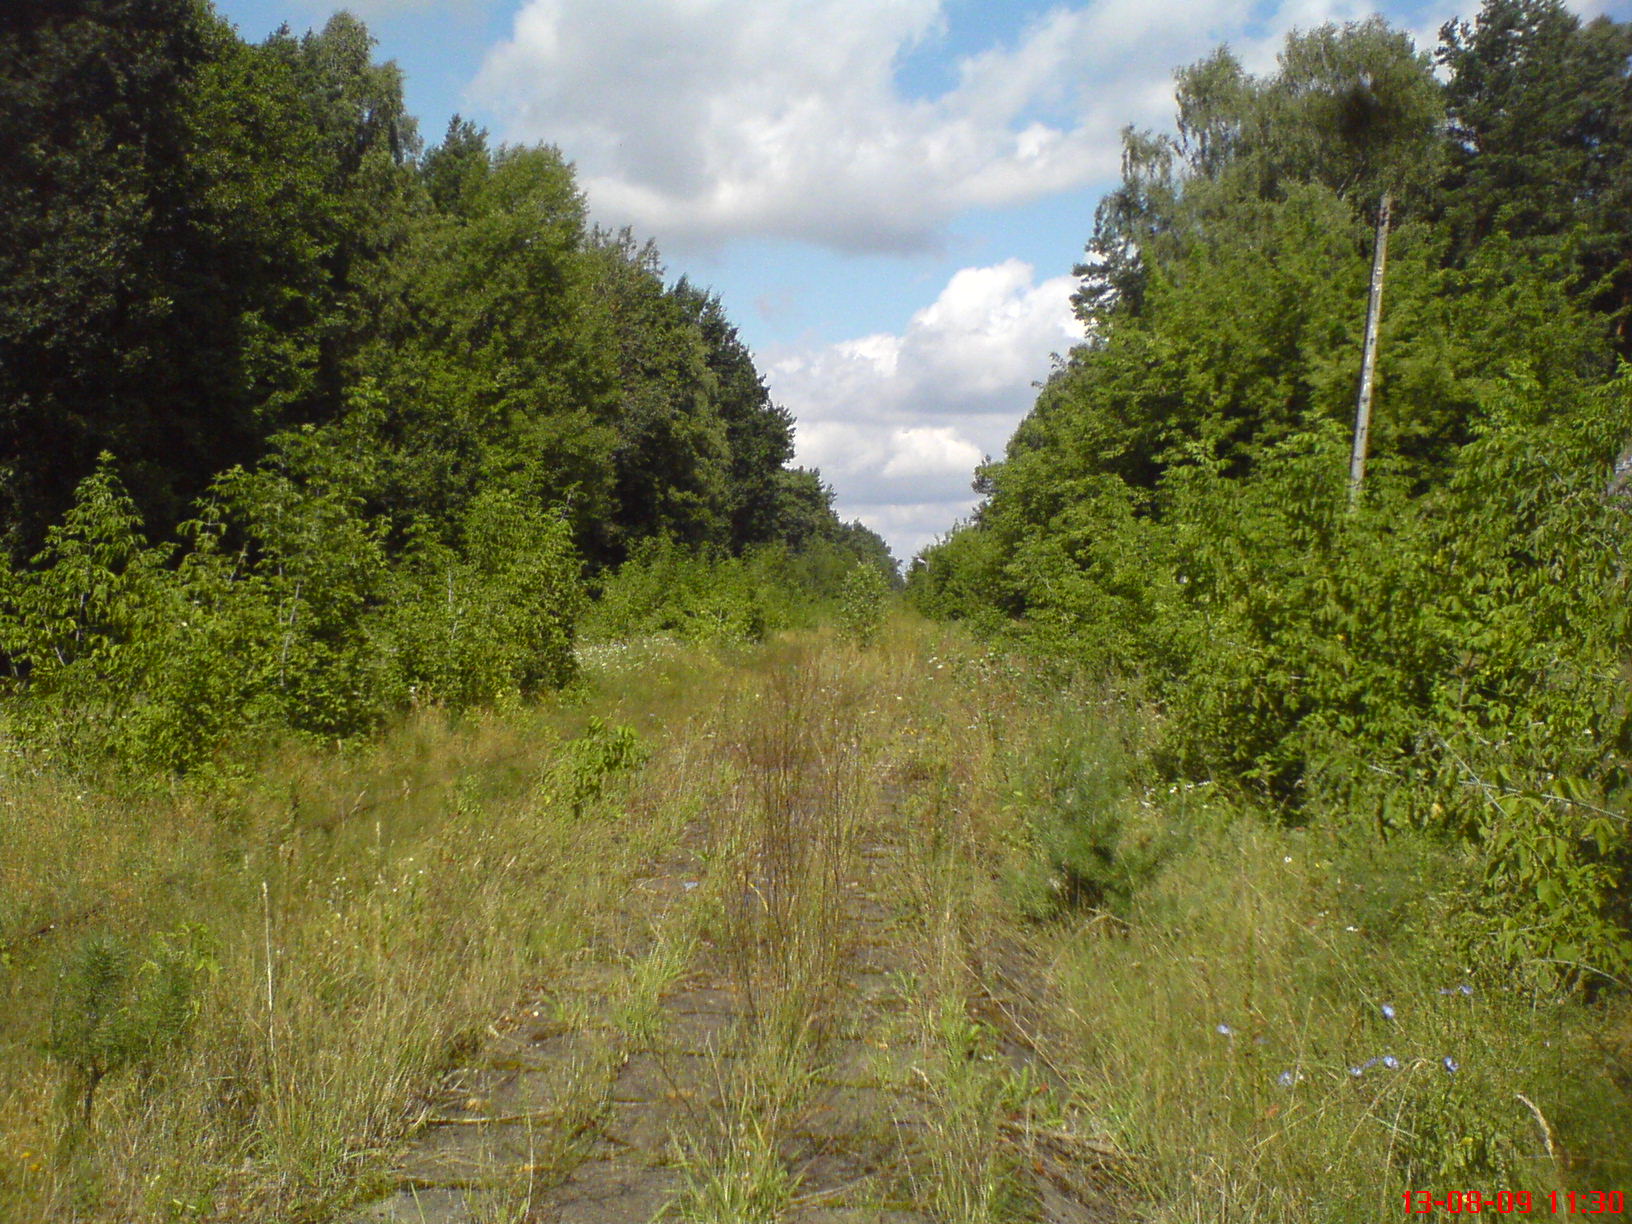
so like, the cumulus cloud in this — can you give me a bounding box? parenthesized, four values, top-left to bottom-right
(473, 0, 1388, 252)
(464, 0, 1614, 552)
(286, 0, 495, 15)
(881, 427, 985, 479)
(764, 259, 1078, 560)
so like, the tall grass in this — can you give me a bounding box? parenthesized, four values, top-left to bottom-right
(669, 639, 876, 1220)
(1012, 695, 1632, 1222)
(0, 644, 732, 1222)
(3, 617, 1627, 1224)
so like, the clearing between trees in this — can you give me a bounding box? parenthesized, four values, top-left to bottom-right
(4, 620, 1625, 1223)
(348, 632, 1120, 1224)
(3, 623, 1632, 1224)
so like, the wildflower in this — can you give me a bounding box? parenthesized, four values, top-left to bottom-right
(1380, 1003, 1396, 1021)
(1350, 1055, 1394, 1076)
(1276, 1069, 1299, 1088)
(1442, 1056, 1459, 1074)
(1216, 1023, 1234, 1037)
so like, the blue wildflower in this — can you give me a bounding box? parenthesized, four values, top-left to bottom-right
(1277, 1069, 1298, 1088)
(1380, 1003, 1396, 1021)
(1442, 1056, 1459, 1074)
(1381, 1055, 1400, 1069)
(1216, 1023, 1234, 1037)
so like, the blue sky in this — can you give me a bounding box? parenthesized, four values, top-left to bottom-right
(214, 0, 1625, 561)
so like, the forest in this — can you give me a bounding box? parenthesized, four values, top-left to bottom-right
(0, 0, 893, 770)
(910, 1, 1632, 992)
(2, 1, 1631, 1221)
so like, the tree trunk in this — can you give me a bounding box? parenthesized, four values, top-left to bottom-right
(1349, 191, 1392, 505)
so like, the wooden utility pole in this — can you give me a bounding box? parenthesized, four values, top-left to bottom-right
(1349, 190, 1392, 505)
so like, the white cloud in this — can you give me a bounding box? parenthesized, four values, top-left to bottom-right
(474, 0, 1393, 252)
(881, 427, 985, 479)
(464, 0, 1622, 555)
(471, 0, 1581, 252)
(286, 0, 494, 15)
(764, 259, 1078, 560)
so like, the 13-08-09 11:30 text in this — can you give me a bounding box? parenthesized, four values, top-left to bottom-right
(1405, 1192, 1624, 1214)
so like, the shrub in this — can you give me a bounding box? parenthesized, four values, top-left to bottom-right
(46, 925, 217, 1128)
(386, 490, 584, 708)
(584, 537, 784, 645)
(543, 716, 650, 816)
(836, 561, 888, 647)
(0, 454, 590, 772)
(1007, 704, 1192, 919)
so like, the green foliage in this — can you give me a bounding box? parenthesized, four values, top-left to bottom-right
(836, 562, 888, 648)
(1437, 0, 1632, 349)
(0, 0, 342, 551)
(591, 231, 734, 557)
(670, 279, 797, 552)
(1076, 18, 1442, 331)
(212, 442, 395, 739)
(545, 717, 650, 817)
(905, 521, 1012, 629)
(0, 446, 588, 771)
(1057, 807, 1627, 1219)
(0, 0, 870, 652)
(586, 537, 781, 646)
(586, 525, 899, 651)
(0, 0, 882, 774)
(387, 490, 583, 709)
(917, 8, 1632, 989)
(0, 455, 173, 695)
(1006, 712, 1192, 920)
(1395, 1063, 1524, 1183)
(46, 925, 217, 1127)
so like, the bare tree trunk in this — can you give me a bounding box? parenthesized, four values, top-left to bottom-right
(1605, 439, 1632, 501)
(1349, 191, 1392, 506)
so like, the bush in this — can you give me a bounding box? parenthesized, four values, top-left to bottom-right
(543, 716, 650, 816)
(386, 490, 584, 708)
(926, 365, 1632, 986)
(0, 455, 589, 772)
(46, 925, 217, 1128)
(1006, 701, 1192, 919)
(836, 561, 888, 647)
(584, 538, 786, 645)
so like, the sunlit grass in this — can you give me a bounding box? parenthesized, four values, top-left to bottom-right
(3, 616, 1627, 1224)
(1043, 807, 1632, 1222)
(0, 656, 719, 1222)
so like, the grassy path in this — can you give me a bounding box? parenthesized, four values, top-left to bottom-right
(347, 634, 1120, 1224)
(13, 620, 1616, 1223)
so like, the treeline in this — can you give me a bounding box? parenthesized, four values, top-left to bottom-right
(910, 1, 1632, 983)
(0, 0, 891, 768)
